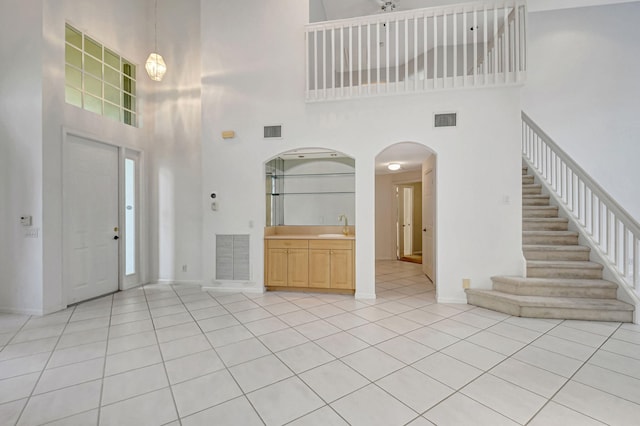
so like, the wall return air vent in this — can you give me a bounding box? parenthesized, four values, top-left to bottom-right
(215, 234, 250, 281)
(434, 113, 457, 128)
(264, 125, 282, 139)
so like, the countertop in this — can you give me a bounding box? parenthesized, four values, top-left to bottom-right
(264, 234, 355, 240)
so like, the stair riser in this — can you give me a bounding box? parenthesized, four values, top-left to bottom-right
(527, 267, 602, 279)
(466, 293, 521, 316)
(523, 250, 590, 261)
(523, 222, 568, 231)
(523, 187, 542, 195)
(522, 175, 534, 184)
(523, 235, 578, 245)
(493, 282, 616, 298)
(523, 198, 551, 206)
(523, 209, 559, 218)
(520, 306, 633, 322)
(522, 168, 528, 175)
(466, 293, 633, 322)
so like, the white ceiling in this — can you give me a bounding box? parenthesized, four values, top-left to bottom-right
(375, 142, 433, 175)
(316, 0, 469, 22)
(312, 0, 640, 22)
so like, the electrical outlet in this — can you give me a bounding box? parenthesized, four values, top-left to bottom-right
(182, 264, 188, 272)
(24, 228, 39, 238)
(462, 278, 471, 289)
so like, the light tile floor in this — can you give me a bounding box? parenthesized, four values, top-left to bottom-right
(1, 260, 640, 425)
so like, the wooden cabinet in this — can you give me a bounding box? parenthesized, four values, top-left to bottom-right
(329, 249, 354, 289)
(265, 240, 309, 288)
(266, 238, 354, 292)
(308, 249, 331, 288)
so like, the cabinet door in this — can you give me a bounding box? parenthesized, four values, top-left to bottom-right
(308, 249, 331, 288)
(330, 249, 354, 289)
(266, 248, 288, 286)
(287, 248, 309, 287)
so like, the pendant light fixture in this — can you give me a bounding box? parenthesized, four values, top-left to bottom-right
(145, 0, 167, 81)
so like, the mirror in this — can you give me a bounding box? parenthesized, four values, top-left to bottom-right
(266, 149, 355, 226)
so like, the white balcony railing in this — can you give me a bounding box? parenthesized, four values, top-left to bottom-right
(305, 0, 527, 102)
(522, 112, 640, 302)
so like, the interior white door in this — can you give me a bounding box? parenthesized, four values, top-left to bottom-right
(422, 169, 434, 279)
(64, 135, 119, 304)
(403, 187, 413, 255)
(396, 186, 403, 259)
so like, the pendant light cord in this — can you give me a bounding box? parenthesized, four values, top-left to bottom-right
(154, 0, 158, 52)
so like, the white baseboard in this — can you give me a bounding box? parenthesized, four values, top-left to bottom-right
(203, 281, 265, 294)
(43, 305, 67, 316)
(154, 279, 204, 286)
(0, 306, 44, 316)
(355, 292, 377, 300)
(436, 296, 469, 304)
(121, 282, 145, 291)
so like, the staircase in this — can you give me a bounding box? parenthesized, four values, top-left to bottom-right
(466, 166, 634, 322)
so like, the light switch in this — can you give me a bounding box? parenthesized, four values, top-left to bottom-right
(20, 216, 32, 226)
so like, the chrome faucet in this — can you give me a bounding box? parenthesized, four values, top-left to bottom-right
(338, 214, 349, 235)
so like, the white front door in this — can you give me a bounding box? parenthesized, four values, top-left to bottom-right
(422, 169, 434, 280)
(63, 135, 119, 304)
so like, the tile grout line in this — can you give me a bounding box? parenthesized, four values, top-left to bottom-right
(13, 304, 79, 425)
(96, 293, 116, 426)
(522, 321, 626, 425)
(142, 285, 185, 426)
(173, 285, 268, 425)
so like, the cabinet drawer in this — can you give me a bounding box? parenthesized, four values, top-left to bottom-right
(267, 239, 309, 249)
(309, 240, 353, 250)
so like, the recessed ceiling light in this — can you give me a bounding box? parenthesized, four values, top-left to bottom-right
(387, 163, 401, 171)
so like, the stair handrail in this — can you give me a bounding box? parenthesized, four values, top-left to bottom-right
(522, 111, 640, 299)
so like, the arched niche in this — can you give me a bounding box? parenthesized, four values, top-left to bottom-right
(265, 148, 355, 227)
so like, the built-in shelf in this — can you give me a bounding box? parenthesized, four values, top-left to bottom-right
(268, 192, 355, 196)
(266, 172, 355, 178)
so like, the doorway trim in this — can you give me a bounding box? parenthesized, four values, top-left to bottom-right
(62, 127, 146, 305)
(390, 177, 422, 261)
(121, 148, 146, 290)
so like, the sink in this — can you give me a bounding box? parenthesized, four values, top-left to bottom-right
(318, 233, 348, 238)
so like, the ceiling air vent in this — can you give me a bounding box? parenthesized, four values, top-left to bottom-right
(264, 125, 282, 139)
(434, 113, 457, 128)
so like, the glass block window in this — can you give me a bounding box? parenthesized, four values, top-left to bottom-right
(65, 24, 137, 127)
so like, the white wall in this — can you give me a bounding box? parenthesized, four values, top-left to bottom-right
(201, 0, 523, 302)
(0, 1, 44, 314)
(309, 0, 327, 22)
(528, 0, 640, 12)
(147, 0, 202, 285)
(41, 0, 152, 313)
(523, 2, 640, 221)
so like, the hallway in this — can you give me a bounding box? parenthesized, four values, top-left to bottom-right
(0, 261, 639, 425)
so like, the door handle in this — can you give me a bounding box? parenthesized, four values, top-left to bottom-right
(113, 235, 119, 240)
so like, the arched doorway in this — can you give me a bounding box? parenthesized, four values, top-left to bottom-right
(375, 142, 436, 294)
